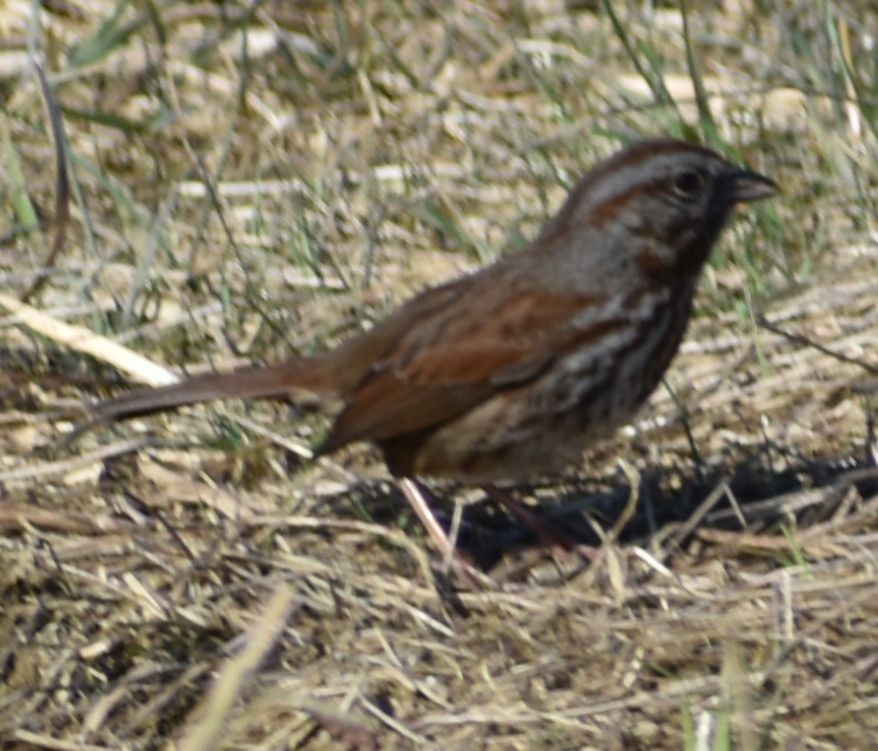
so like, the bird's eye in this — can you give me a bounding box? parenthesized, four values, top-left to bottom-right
(672, 169, 704, 199)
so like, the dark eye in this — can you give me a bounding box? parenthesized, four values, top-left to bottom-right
(672, 169, 704, 199)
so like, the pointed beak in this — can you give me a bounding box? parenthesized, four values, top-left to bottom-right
(724, 167, 777, 203)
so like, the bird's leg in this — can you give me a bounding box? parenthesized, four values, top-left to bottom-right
(483, 486, 600, 582)
(396, 478, 494, 588)
(483, 485, 599, 558)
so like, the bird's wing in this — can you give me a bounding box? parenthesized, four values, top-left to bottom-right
(321, 285, 612, 452)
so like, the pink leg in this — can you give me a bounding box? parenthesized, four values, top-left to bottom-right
(396, 478, 494, 588)
(483, 485, 575, 551)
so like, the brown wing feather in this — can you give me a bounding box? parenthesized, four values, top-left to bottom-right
(321, 344, 554, 451)
(321, 286, 605, 452)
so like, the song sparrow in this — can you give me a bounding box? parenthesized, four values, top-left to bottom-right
(88, 138, 775, 560)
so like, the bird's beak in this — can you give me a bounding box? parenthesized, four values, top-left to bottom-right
(725, 167, 777, 203)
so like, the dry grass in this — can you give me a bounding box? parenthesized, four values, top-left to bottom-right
(2, 1, 878, 748)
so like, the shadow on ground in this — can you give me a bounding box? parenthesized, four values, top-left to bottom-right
(329, 442, 878, 574)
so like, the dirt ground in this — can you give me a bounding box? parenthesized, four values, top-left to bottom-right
(2, 2, 878, 749)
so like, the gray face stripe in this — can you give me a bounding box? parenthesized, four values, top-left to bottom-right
(580, 150, 727, 217)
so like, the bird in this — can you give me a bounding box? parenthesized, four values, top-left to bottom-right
(84, 138, 776, 568)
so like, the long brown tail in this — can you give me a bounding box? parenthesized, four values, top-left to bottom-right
(89, 357, 337, 424)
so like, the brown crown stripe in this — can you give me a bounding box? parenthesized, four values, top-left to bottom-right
(587, 139, 714, 182)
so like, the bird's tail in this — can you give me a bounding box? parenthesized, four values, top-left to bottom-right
(86, 357, 337, 425)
